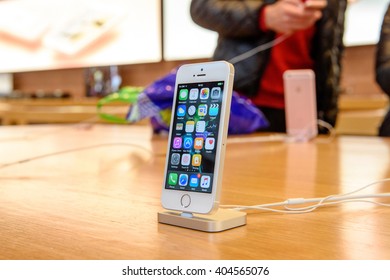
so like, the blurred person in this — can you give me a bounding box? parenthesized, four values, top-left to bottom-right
(375, 3, 390, 136)
(190, 0, 347, 132)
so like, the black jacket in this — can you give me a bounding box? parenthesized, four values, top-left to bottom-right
(375, 3, 390, 136)
(190, 0, 347, 126)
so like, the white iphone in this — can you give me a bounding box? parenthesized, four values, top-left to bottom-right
(161, 61, 234, 214)
(283, 69, 318, 141)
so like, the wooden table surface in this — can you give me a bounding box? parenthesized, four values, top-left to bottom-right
(0, 124, 390, 260)
(0, 98, 129, 125)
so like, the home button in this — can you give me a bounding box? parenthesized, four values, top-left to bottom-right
(180, 194, 191, 208)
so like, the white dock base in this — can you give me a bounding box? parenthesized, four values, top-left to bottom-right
(158, 209, 246, 232)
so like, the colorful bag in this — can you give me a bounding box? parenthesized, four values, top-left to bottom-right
(98, 68, 269, 134)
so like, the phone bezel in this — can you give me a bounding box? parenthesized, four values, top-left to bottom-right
(161, 61, 234, 214)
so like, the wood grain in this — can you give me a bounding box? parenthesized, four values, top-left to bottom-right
(0, 124, 389, 259)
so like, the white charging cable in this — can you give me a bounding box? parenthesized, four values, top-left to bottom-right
(284, 119, 336, 143)
(228, 34, 289, 64)
(227, 119, 336, 144)
(221, 178, 390, 214)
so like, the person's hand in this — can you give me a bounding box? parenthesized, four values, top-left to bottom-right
(264, 0, 327, 35)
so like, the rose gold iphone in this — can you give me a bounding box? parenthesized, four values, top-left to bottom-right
(304, 0, 327, 10)
(283, 69, 318, 141)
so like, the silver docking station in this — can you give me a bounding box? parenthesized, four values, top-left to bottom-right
(158, 209, 247, 232)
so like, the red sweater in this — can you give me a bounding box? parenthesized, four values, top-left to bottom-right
(251, 8, 315, 109)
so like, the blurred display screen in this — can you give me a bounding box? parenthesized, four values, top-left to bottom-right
(163, 0, 217, 61)
(0, 0, 161, 73)
(0, 0, 388, 74)
(344, 0, 389, 46)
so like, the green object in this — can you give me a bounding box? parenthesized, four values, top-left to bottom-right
(168, 173, 178, 185)
(97, 86, 143, 123)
